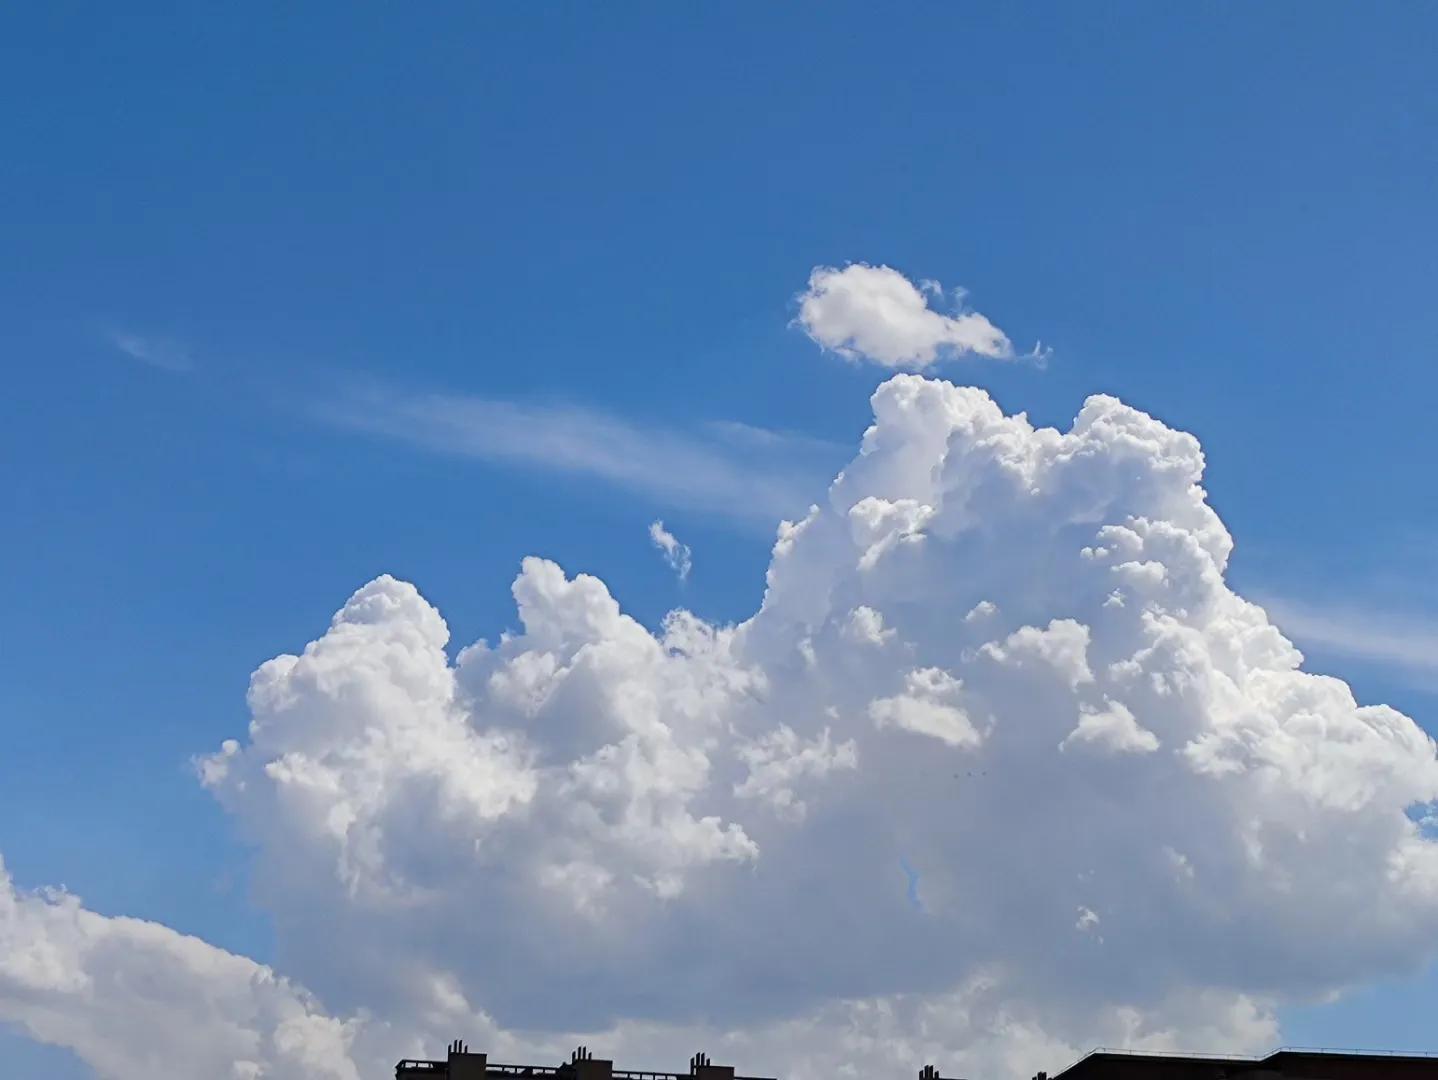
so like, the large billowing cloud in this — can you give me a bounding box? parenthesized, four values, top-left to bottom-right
(7, 374, 1438, 1080)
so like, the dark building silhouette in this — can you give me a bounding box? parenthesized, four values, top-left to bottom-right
(396, 1044, 771, 1080)
(397, 1045, 1438, 1080)
(1038, 1050, 1438, 1080)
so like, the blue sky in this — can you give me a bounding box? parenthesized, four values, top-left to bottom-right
(3, 5, 1438, 1077)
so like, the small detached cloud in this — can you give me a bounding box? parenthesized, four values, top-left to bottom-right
(649, 520, 692, 582)
(796, 263, 1017, 370)
(107, 329, 193, 373)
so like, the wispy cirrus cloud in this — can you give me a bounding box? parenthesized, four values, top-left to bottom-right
(316, 385, 844, 528)
(106, 329, 193, 373)
(648, 520, 692, 581)
(1259, 593, 1438, 687)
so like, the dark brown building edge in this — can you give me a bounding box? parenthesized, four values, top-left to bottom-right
(398, 1045, 1438, 1080)
(1044, 1049, 1438, 1080)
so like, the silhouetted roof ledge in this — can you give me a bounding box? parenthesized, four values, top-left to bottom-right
(1047, 1046, 1438, 1080)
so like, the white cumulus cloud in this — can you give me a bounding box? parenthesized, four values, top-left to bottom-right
(7, 374, 1438, 1080)
(1062, 699, 1160, 755)
(0, 857, 371, 1080)
(796, 264, 1015, 369)
(197, 374, 1438, 1054)
(844, 605, 896, 646)
(870, 667, 983, 749)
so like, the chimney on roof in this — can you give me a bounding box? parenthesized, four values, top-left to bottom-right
(448, 1040, 487, 1080)
(920, 1068, 941, 1080)
(569, 1046, 613, 1080)
(691, 1052, 735, 1080)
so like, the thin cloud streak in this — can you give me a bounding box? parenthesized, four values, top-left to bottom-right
(1262, 594, 1438, 683)
(107, 329, 193, 372)
(649, 520, 692, 581)
(317, 385, 845, 528)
